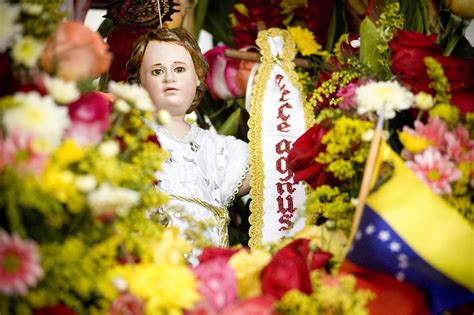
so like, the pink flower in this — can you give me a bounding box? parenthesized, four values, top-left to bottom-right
(0, 131, 49, 176)
(0, 229, 43, 295)
(445, 124, 474, 164)
(409, 117, 447, 148)
(66, 92, 110, 146)
(406, 148, 462, 195)
(204, 45, 250, 100)
(192, 258, 238, 312)
(109, 293, 144, 315)
(336, 81, 359, 110)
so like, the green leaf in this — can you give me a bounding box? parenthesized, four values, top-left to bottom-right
(97, 18, 115, 38)
(217, 108, 241, 136)
(194, 0, 209, 37)
(359, 17, 384, 78)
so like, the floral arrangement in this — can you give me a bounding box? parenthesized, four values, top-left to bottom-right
(185, 235, 372, 315)
(0, 1, 373, 314)
(286, 1, 473, 238)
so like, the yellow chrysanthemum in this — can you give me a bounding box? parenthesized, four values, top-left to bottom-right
(54, 139, 86, 166)
(287, 26, 325, 57)
(153, 228, 191, 266)
(40, 164, 85, 213)
(399, 131, 432, 153)
(228, 249, 272, 299)
(115, 263, 200, 315)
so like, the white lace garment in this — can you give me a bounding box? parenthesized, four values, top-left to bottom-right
(152, 123, 249, 249)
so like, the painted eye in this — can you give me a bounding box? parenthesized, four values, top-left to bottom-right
(151, 68, 164, 76)
(174, 66, 186, 73)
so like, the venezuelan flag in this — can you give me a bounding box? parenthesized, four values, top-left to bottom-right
(346, 143, 474, 314)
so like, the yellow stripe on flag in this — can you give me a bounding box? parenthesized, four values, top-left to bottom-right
(367, 143, 474, 291)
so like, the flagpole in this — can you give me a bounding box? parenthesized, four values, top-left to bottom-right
(344, 110, 385, 255)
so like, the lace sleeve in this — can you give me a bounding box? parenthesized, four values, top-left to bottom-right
(216, 135, 250, 207)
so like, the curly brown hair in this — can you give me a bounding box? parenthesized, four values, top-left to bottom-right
(126, 28, 209, 113)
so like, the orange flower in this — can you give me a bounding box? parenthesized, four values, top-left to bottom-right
(40, 21, 112, 82)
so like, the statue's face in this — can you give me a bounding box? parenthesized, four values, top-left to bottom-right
(140, 41, 200, 116)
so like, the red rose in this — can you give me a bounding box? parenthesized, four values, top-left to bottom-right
(220, 296, 278, 315)
(260, 239, 312, 299)
(198, 247, 240, 264)
(310, 248, 333, 270)
(389, 30, 474, 114)
(34, 305, 76, 315)
(66, 92, 111, 146)
(288, 123, 332, 189)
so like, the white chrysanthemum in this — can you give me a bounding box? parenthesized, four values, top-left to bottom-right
(355, 81, 415, 119)
(108, 81, 155, 112)
(114, 99, 131, 113)
(12, 36, 43, 67)
(0, 1, 22, 53)
(44, 76, 80, 104)
(21, 3, 43, 15)
(87, 183, 140, 217)
(98, 140, 120, 157)
(3, 91, 70, 149)
(75, 174, 97, 193)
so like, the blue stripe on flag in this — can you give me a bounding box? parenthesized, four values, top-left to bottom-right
(347, 205, 474, 314)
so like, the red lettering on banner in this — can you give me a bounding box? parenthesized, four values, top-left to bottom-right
(275, 139, 291, 154)
(277, 121, 290, 132)
(274, 73, 296, 231)
(277, 103, 292, 121)
(275, 74, 284, 85)
(279, 90, 290, 102)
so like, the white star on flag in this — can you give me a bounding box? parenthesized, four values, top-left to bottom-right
(389, 241, 401, 252)
(365, 224, 375, 235)
(378, 230, 390, 241)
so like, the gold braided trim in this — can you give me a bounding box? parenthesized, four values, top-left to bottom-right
(169, 194, 230, 247)
(248, 28, 314, 248)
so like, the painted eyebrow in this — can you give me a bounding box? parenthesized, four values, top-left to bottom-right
(150, 61, 188, 68)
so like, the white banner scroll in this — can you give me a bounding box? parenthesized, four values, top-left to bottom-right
(247, 28, 315, 247)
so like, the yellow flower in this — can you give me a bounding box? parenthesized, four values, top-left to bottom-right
(294, 225, 348, 261)
(287, 26, 325, 57)
(115, 263, 200, 315)
(153, 228, 191, 265)
(429, 103, 459, 126)
(12, 36, 43, 67)
(40, 164, 85, 213)
(415, 91, 435, 111)
(228, 249, 272, 299)
(54, 139, 85, 166)
(399, 131, 432, 153)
